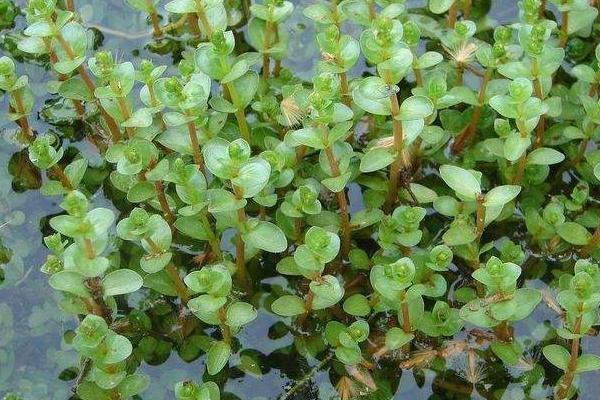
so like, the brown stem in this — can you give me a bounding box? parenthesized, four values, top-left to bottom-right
(539, 0, 546, 17)
(218, 308, 233, 345)
(187, 14, 201, 36)
(324, 145, 351, 261)
(146, 0, 162, 37)
(50, 164, 73, 190)
(400, 294, 411, 334)
(557, 315, 582, 399)
(339, 72, 351, 108)
(154, 180, 175, 226)
(452, 68, 492, 153)
(115, 95, 135, 139)
(532, 62, 545, 148)
(186, 121, 205, 171)
(297, 287, 315, 327)
(85, 277, 113, 324)
(367, 0, 376, 20)
(11, 89, 33, 141)
(448, 1, 457, 28)
(463, 0, 472, 19)
(493, 320, 513, 342)
(475, 195, 485, 239)
(165, 263, 190, 304)
(294, 217, 304, 243)
(262, 54, 270, 80)
(54, 29, 121, 141)
(273, 59, 282, 77)
(66, 0, 74, 11)
(560, 9, 569, 48)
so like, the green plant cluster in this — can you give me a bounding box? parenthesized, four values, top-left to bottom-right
(2, 0, 600, 398)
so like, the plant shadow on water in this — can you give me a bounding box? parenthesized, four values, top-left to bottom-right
(2, 0, 600, 399)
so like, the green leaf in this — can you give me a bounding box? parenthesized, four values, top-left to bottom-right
(242, 221, 287, 253)
(439, 165, 481, 200)
(310, 275, 344, 309)
(49, 271, 90, 298)
(287, 127, 325, 149)
(360, 148, 395, 173)
(557, 222, 592, 245)
(484, 185, 521, 207)
(102, 269, 143, 296)
(527, 147, 565, 165)
(231, 158, 271, 198)
(385, 327, 414, 350)
(504, 134, 530, 162)
(343, 294, 371, 317)
(576, 354, 600, 373)
(206, 341, 231, 375)
(398, 96, 434, 121)
(271, 295, 305, 316)
(490, 341, 523, 365)
(226, 302, 257, 328)
(543, 344, 570, 371)
(429, 0, 454, 13)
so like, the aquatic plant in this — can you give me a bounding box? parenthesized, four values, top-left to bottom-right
(1, 0, 600, 399)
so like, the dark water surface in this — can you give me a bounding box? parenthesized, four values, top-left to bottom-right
(1, 0, 599, 399)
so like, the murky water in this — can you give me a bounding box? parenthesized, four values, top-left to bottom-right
(1, 0, 600, 399)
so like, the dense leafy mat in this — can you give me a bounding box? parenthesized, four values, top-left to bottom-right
(1, 0, 600, 399)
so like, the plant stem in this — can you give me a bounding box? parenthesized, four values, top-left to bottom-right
(50, 164, 74, 190)
(165, 263, 191, 304)
(262, 20, 276, 80)
(218, 308, 232, 344)
(384, 85, 404, 212)
(115, 94, 135, 139)
(367, 0, 376, 20)
(557, 315, 582, 399)
(232, 185, 251, 293)
(493, 320, 513, 342)
(162, 14, 188, 33)
(339, 72, 351, 108)
(225, 82, 251, 141)
(448, 1, 457, 28)
(11, 89, 33, 141)
(145, 0, 162, 37)
(186, 121, 205, 171)
(153, 180, 175, 226)
(66, 0, 74, 11)
(560, 6, 569, 48)
(452, 68, 492, 153)
(475, 195, 485, 239)
(323, 138, 351, 260)
(532, 59, 545, 148)
(53, 29, 121, 142)
(463, 0, 472, 19)
(187, 14, 201, 36)
(199, 211, 222, 259)
(400, 292, 411, 334)
(511, 122, 529, 185)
